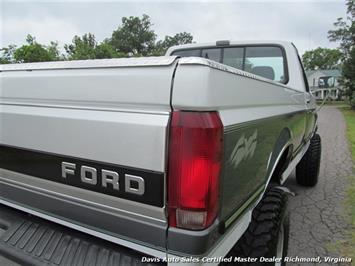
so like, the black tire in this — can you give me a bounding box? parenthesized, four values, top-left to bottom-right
(224, 187, 289, 265)
(296, 133, 321, 187)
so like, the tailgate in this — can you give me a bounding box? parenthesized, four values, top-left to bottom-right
(0, 57, 177, 254)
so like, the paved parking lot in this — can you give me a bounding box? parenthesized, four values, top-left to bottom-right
(286, 106, 353, 265)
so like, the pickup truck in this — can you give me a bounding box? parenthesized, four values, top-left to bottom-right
(0, 40, 321, 265)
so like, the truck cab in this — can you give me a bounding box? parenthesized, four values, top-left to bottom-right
(167, 40, 318, 159)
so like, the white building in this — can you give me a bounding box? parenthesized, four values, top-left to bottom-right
(306, 69, 343, 100)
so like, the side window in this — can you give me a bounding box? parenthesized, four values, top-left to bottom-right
(172, 49, 200, 57)
(201, 48, 221, 62)
(245, 47, 286, 83)
(222, 47, 244, 70)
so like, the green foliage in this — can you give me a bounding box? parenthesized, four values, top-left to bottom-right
(342, 108, 355, 162)
(95, 42, 125, 59)
(47, 42, 60, 60)
(337, 107, 355, 259)
(65, 33, 125, 60)
(1, 14, 193, 63)
(65, 33, 97, 60)
(302, 47, 342, 70)
(328, 0, 355, 108)
(109, 14, 156, 56)
(0, 44, 17, 64)
(351, 91, 355, 109)
(12, 34, 60, 63)
(153, 32, 193, 55)
(341, 47, 355, 109)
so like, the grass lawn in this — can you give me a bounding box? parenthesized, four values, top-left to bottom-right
(339, 106, 355, 260)
(320, 100, 350, 107)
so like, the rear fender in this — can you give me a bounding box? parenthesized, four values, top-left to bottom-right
(266, 128, 293, 186)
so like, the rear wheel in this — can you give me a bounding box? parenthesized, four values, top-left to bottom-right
(296, 133, 321, 187)
(225, 187, 289, 265)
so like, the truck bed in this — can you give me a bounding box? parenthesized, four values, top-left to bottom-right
(0, 204, 161, 266)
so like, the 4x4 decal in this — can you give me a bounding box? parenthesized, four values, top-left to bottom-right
(229, 130, 258, 169)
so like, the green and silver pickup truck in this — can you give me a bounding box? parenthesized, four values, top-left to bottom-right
(0, 40, 321, 265)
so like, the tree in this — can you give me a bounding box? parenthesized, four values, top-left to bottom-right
(12, 34, 60, 63)
(302, 47, 342, 70)
(0, 44, 17, 64)
(153, 32, 193, 55)
(328, 0, 355, 108)
(47, 41, 60, 60)
(65, 33, 97, 60)
(65, 33, 124, 60)
(1, 14, 194, 63)
(109, 14, 156, 56)
(95, 42, 124, 59)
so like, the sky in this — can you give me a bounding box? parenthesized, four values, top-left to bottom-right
(0, 0, 348, 55)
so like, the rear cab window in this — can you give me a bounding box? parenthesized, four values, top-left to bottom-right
(201, 48, 221, 62)
(222, 47, 244, 70)
(173, 49, 200, 57)
(172, 45, 288, 84)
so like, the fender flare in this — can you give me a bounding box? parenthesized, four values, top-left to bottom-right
(265, 128, 293, 186)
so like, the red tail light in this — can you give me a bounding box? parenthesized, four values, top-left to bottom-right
(167, 111, 223, 230)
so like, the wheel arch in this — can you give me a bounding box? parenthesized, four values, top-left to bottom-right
(266, 128, 293, 186)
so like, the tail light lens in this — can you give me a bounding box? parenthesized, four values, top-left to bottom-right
(167, 111, 223, 230)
